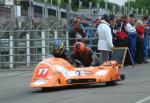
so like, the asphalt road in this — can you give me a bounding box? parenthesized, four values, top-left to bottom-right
(0, 63, 150, 103)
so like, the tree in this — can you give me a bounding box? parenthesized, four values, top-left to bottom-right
(125, 0, 150, 14)
(34, 0, 102, 10)
(107, 2, 120, 14)
(32, 0, 120, 13)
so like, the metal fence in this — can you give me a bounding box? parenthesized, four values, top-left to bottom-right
(0, 30, 70, 69)
(0, 28, 99, 69)
(0, 3, 68, 69)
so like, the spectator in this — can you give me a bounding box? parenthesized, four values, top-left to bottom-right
(147, 19, 150, 58)
(142, 15, 150, 63)
(97, 14, 114, 65)
(109, 14, 117, 45)
(115, 16, 128, 47)
(93, 16, 101, 28)
(67, 17, 86, 48)
(125, 15, 137, 64)
(129, 14, 137, 26)
(135, 20, 145, 64)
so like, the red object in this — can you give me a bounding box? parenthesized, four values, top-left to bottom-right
(116, 31, 128, 40)
(73, 42, 86, 53)
(136, 25, 144, 38)
(35, 66, 49, 78)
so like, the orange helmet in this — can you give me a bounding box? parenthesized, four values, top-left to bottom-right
(73, 42, 86, 53)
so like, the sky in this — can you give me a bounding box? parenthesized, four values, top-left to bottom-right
(108, 0, 127, 6)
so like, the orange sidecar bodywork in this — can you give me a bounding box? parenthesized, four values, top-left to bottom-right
(30, 58, 122, 89)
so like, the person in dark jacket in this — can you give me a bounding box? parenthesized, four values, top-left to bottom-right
(109, 14, 117, 46)
(115, 15, 129, 47)
(142, 15, 150, 63)
(135, 20, 145, 64)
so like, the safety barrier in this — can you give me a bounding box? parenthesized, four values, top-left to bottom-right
(0, 29, 98, 69)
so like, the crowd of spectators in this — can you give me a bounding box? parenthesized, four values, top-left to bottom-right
(67, 13, 150, 65)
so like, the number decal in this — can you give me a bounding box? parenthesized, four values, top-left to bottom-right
(38, 68, 48, 75)
(36, 68, 48, 77)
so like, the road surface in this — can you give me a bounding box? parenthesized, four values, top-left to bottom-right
(0, 63, 150, 103)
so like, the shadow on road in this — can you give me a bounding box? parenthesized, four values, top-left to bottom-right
(30, 83, 123, 93)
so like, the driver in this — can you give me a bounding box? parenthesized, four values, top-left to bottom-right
(72, 42, 99, 67)
(50, 40, 69, 60)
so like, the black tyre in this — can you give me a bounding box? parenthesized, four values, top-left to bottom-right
(41, 87, 51, 91)
(120, 74, 125, 80)
(105, 80, 117, 86)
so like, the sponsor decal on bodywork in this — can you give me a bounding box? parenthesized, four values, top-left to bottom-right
(32, 79, 48, 86)
(95, 70, 107, 76)
(54, 65, 76, 78)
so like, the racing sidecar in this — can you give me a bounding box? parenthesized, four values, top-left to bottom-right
(30, 58, 124, 90)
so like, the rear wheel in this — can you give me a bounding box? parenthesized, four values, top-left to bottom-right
(105, 80, 117, 86)
(120, 74, 125, 80)
(41, 87, 52, 91)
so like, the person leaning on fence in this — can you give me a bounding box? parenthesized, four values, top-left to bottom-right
(97, 14, 114, 65)
(71, 42, 100, 67)
(67, 17, 86, 48)
(135, 20, 145, 64)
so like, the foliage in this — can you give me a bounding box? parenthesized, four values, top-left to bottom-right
(16, 0, 120, 13)
(108, 2, 120, 14)
(34, 0, 120, 12)
(125, 0, 150, 14)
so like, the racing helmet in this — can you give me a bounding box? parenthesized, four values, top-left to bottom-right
(53, 40, 65, 54)
(73, 42, 86, 53)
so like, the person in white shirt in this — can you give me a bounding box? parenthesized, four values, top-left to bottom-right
(124, 14, 137, 64)
(97, 14, 114, 64)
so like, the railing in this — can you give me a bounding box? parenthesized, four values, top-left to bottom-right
(0, 28, 98, 69)
(0, 30, 64, 69)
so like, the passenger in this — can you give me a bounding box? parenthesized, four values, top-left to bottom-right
(72, 42, 99, 67)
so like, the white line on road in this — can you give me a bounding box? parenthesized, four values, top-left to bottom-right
(20, 73, 32, 77)
(136, 96, 150, 103)
(0, 72, 21, 78)
(0, 72, 32, 78)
